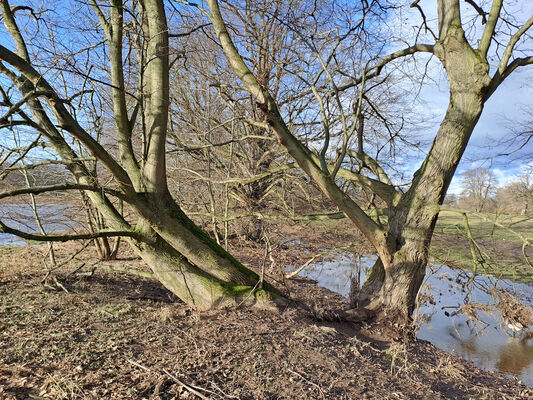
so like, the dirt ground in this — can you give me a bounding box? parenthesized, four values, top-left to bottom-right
(1, 223, 532, 399)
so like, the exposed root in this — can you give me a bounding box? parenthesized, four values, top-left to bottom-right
(344, 307, 376, 322)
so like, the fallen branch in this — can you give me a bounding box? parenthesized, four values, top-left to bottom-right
(77, 263, 155, 279)
(287, 368, 326, 399)
(286, 242, 357, 279)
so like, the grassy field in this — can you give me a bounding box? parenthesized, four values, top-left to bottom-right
(431, 210, 533, 284)
(308, 209, 533, 284)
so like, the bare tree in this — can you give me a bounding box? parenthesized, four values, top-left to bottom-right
(460, 167, 497, 212)
(0, 0, 282, 309)
(166, 0, 353, 243)
(204, 0, 533, 323)
(496, 168, 533, 215)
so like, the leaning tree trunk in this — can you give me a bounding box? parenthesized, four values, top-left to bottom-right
(0, 0, 284, 312)
(124, 190, 283, 310)
(133, 236, 280, 310)
(356, 24, 492, 321)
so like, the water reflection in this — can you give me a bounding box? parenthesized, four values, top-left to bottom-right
(497, 337, 533, 375)
(287, 253, 533, 387)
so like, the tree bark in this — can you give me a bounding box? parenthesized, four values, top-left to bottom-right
(132, 234, 280, 310)
(356, 17, 491, 321)
(0, 0, 284, 311)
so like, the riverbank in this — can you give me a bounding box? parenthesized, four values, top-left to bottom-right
(306, 210, 533, 285)
(1, 233, 532, 399)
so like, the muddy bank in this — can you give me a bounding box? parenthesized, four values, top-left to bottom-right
(1, 238, 532, 399)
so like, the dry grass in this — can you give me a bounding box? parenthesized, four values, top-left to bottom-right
(493, 290, 533, 334)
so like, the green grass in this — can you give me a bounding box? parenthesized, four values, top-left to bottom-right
(431, 210, 533, 284)
(311, 209, 533, 284)
(434, 210, 533, 244)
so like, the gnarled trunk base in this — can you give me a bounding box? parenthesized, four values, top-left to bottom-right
(356, 254, 427, 324)
(132, 238, 284, 310)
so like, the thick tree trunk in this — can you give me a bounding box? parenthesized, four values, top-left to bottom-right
(357, 86, 490, 322)
(353, 8, 495, 322)
(132, 237, 281, 310)
(357, 237, 430, 323)
(126, 192, 283, 310)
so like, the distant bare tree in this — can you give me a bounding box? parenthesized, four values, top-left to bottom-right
(460, 168, 498, 212)
(496, 168, 533, 215)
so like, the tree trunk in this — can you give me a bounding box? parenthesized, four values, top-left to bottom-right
(351, 9, 496, 322)
(357, 81, 490, 322)
(125, 191, 283, 310)
(132, 237, 280, 310)
(357, 237, 430, 323)
(0, 0, 277, 314)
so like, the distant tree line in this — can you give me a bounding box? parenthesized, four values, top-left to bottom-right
(446, 167, 533, 215)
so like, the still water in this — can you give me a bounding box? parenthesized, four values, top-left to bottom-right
(287, 253, 533, 387)
(0, 204, 79, 245)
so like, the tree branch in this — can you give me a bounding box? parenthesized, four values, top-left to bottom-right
(187, 210, 346, 222)
(487, 56, 533, 100)
(477, 0, 501, 58)
(0, 221, 141, 242)
(0, 183, 126, 201)
(0, 45, 136, 196)
(206, 0, 387, 252)
(464, 0, 488, 24)
(335, 44, 434, 93)
(181, 162, 298, 186)
(497, 14, 533, 77)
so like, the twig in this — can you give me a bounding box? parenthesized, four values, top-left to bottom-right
(53, 277, 70, 294)
(162, 369, 212, 400)
(92, 263, 155, 279)
(127, 359, 149, 371)
(127, 359, 214, 400)
(287, 368, 326, 398)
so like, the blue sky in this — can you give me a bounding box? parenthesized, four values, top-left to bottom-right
(412, 61, 533, 194)
(393, 0, 533, 194)
(0, 0, 531, 197)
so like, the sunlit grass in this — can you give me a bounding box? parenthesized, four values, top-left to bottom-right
(431, 210, 533, 284)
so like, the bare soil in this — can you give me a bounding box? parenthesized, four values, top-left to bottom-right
(1, 223, 532, 399)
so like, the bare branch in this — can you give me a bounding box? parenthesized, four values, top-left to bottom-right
(497, 15, 533, 77)
(186, 210, 346, 222)
(206, 0, 387, 250)
(336, 44, 434, 93)
(0, 183, 126, 201)
(0, 221, 141, 242)
(169, 23, 210, 37)
(464, 0, 488, 24)
(478, 0, 502, 58)
(410, 1, 438, 41)
(168, 134, 274, 153)
(180, 162, 298, 186)
(0, 44, 136, 195)
(487, 56, 533, 99)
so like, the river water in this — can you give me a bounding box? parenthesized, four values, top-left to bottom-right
(286, 253, 533, 387)
(0, 204, 80, 245)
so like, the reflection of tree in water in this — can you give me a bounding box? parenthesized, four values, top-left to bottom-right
(496, 338, 533, 375)
(448, 323, 496, 368)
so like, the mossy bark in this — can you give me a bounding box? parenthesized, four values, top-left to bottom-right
(126, 191, 282, 310)
(132, 236, 281, 310)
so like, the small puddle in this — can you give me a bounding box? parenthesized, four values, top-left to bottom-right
(286, 253, 533, 387)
